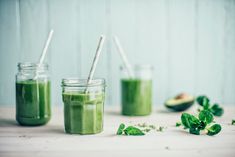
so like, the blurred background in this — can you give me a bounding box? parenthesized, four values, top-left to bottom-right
(0, 0, 235, 106)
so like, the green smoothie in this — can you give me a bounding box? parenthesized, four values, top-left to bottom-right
(16, 80, 51, 126)
(121, 79, 152, 116)
(62, 92, 104, 134)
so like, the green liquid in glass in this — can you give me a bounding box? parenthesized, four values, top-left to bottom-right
(62, 92, 104, 134)
(121, 79, 152, 116)
(16, 80, 51, 126)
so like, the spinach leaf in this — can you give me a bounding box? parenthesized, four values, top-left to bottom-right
(198, 121, 207, 130)
(181, 113, 192, 128)
(178, 98, 222, 136)
(181, 113, 203, 135)
(207, 124, 222, 136)
(116, 123, 125, 135)
(199, 110, 214, 124)
(189, 127, 200, 135)
(176, 122, 181, 127)
(181, 113, 200, 129)
(210, 104, 224, 117)
(196, 96, 210, 107)
(196, 96, 224, 117)
(124, 126, 145, 136)
(232, 120, 235, 125)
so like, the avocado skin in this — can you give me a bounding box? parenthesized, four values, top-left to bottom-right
(165, 100, 194, 112)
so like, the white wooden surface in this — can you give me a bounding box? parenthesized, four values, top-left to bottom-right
(1, 0, 235, 106)
(0, 106, 235, 157)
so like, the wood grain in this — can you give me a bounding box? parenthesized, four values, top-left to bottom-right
(0, 106, 235, 157)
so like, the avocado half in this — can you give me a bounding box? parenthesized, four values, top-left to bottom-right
(165, 93, 195, 112)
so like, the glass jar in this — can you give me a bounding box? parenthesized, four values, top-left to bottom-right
(61, 78, 106, 134)
(15, 62, 51, 126)
(120, 64, 153, 116)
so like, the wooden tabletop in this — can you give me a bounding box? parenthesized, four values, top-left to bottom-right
(0, 106, 235, 157)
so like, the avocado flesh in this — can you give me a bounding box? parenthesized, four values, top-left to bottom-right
(165, 96, 194, 112)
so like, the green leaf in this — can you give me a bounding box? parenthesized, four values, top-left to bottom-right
(137, 123, 147, 128)
(181, 113, 191, 128)
(149, 125, 156, 129)
(196, 96, 210, 107)
(210, 104, 224, 117)
(189, 127, 200, 135)
(176, 122, 181, 127)
(207, 124, 222, 136)
(181, 113, 200, 129)
(198, 121, 207, 130)
(124, 126, 145, 136)
(142, 128, 151, 132)
(116, 123, 125, 135)
(199, 110, 214, 124)
(232, 120, 235, 125)
(156, 126, 165, 132)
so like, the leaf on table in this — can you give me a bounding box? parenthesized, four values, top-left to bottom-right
(116, 123, 125, 135)
(207, 124, 222, 136)
(199, 110, 214, 124)
(124, 126, 145, 136)
(210, 104, 224, 117)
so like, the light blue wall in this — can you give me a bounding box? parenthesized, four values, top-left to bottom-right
(0, 0, 235, 106)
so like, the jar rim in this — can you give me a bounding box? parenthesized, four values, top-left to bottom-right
(18, 62, 48, 70)
(120, 64, 154, 70)
(61, 78, 106, 87)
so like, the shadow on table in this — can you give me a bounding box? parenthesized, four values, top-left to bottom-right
(105, 110, 121, 116)
(156, 108, 183, 114)
(0, 118, 18, 127)
(175, 129, 198, 135)
(44, 126, 65, 134)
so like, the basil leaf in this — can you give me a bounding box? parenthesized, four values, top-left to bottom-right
(196, 96, 210, 107)
(210, 104, 224, 117)
(232, 120, 235, 125)
(199, 110, 214, 124)
(198, 121, 207, 130)
(207, 124, 222, 136)
(116, 123, 125, 135)
(181, 113, 192, 128)
(189, 127, 200, 135)
(181, 113, 200, 129)
(176, 122, 181, 127)
(124, 126, 145, 136)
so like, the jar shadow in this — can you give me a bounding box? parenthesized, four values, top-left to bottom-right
(45, 126, 65, 134)
(105, 110, 121, 116)
(0, 118, 18, 127)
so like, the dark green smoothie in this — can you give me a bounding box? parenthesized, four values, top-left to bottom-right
(121, 79, 152, 116)
(16, 80, 51, 126)
(62, 92, 104, 134)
